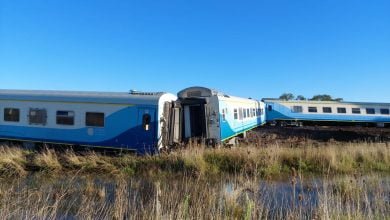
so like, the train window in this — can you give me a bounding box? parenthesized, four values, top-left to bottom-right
(352, 108, 361, 114)
(268, 105, 273, 111)
(366, 108, 375, 115)
(222, 109, 226, 122)
(234, 109, 238, 120)
(337, 108, 346, 114)
(243, 108, 247, 118)
(261, 108, 264, 115)
(247, 109, 250, 118)
(29, 108, 47, 125)
(292, 106, 303, 113)
(239, 108, 243, 120)
(56, 111, 75, 125)
(86, 112, 105, 127)
(252, 108, 256, 117)
(322, 107, 332, 113)
(142, 114, 151, 131)
(4, 108, 20, 122)
(308, 107, 317, 113)
(380, 109, 389, 115)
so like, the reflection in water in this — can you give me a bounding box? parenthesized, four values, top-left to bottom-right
(0, 174, 388, 219)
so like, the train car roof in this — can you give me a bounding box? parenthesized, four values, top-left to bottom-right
(262, 98, 390, 106)
(178, 86, 261, 102)
(0, 89, 175, 105)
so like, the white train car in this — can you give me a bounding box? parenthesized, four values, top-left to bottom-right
(166, 87, 265, 145)
(0, 89, 177, 154)
(263, 99, 390, 127)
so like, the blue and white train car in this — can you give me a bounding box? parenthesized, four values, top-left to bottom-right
(263, 99, 390, 127)
(0, 89, 176, 154)
(171, 87, 265, 145)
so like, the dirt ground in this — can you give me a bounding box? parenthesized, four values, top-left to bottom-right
(245, 126, 390, 147)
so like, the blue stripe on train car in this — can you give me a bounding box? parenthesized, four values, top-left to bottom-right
(220, 113, 264, 141)
(0, 106, 158, 154)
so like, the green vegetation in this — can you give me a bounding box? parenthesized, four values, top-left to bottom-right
(278, 93, 344, 101)
(279, 93, 295, 100)
(0, 142, 388, 219)
(0, 142, 388, 178)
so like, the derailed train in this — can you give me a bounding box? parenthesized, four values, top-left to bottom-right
(0, 87, 389, 154)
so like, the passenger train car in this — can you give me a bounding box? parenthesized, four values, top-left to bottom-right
(0, 87, 265, 154)
(263, 99, 390, 127)
(0, 89, 176, 154)
(166, 87, 265, 146)
(1, 87, 388, 154)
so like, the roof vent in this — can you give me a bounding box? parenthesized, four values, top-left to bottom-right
(129, 90, 164, 96)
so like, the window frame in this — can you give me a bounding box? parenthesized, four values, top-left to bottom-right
(352, 108, 361, 114)
(380, 108, 389, 115)
(337, 107, 347, 114)
(222, 109, 226, 122)
(3, 108, 20, 122)
(142, 113, 151, 131)
(56, 110, 75, 126)
(322, 107, 332, 113)
(308, 107, 318, 113)
(29, 108, 47, 125)
(233, 108, 238, 120)
(366, 108, 375, 115)
(292, 106, 303, 113)
(85, 112, 105, 127)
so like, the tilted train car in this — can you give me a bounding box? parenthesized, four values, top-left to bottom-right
(166, 87, 265, 146)
(263, 99, 390, 127)
(0, 89, 176, 154)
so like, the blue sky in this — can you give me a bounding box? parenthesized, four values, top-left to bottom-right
(1, 0, 389, 102)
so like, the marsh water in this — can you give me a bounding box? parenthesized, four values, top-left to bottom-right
(0, 173, 388, 219)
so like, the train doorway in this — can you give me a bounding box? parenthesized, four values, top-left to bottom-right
(183, 103, 206, 139)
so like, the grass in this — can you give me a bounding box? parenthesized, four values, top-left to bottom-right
(0, 141, 389, 178)
(0, 141, 388, 219)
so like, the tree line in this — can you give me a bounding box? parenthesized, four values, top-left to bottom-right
(278, 93, 343, 101)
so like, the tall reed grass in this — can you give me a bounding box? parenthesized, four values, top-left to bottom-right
(0, 141, 388, 178)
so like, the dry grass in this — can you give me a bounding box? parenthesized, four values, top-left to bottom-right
(0, 141, 389, 178)
(0, 146, 28, 177)
(33, 147, 62, 172)
(170, 142, 390, 177)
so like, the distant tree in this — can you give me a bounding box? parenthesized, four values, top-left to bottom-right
(296, 95, 306, 100)
(279, 93, 295, 100)
(310, 94, 332, 101)
(310, 94, 343, 101)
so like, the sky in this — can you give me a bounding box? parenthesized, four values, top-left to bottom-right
(0, 0, 389, 102)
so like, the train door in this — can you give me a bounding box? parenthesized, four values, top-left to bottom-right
(137, 108, 156, 148)
(206, 96, 220, 143)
